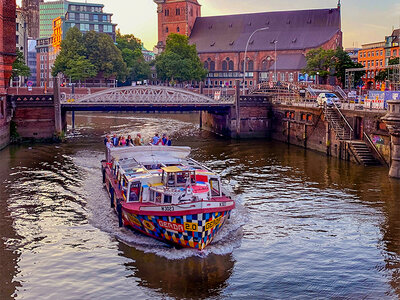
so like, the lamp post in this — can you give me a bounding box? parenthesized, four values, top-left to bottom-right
(243, 27, 269, 95)
(274, 40, 277, 83)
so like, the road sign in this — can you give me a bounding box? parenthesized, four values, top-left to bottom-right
(27, 81, 33, 87)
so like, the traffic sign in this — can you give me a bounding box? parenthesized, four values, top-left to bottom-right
(27, 80, 33, 87)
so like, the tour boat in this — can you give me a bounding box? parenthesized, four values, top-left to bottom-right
(101, 146, 235, 250)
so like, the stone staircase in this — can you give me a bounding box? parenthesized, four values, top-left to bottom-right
(348, 141, 381, 166)
(324, 107, 352, 140)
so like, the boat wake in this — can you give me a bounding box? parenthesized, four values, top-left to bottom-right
(74, 150, 246, 259)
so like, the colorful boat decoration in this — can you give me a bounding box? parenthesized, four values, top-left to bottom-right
(101, 146, 235, 250)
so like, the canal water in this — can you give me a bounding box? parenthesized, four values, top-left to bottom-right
(0, 112, 400, 299)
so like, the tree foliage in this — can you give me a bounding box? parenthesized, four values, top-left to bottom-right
(303, 48, 336, 81)
(116, 31, 150, 84)
(52, 27, 127, 81)
(334, 47, 364, 87)
(375, 70, 387, 83)
(155, 33, 207, 83)
(12, 49, 31, 78)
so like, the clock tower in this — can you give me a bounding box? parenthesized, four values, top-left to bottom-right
(154, 0, 201, 50)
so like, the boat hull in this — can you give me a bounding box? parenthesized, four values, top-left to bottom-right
(121, 208, 232, 250)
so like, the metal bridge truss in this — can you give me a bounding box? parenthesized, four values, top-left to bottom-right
(61, 86, 233, 106)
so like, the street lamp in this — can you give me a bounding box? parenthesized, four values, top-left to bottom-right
(243, 27, 269, 95)
(274, 40, 277, 83)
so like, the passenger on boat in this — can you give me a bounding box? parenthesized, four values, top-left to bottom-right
(166, 136, 172, 146)
(134, 133, 144, 146)
(106, 138, 113, 149)
(119, 136, 126, 146)
(151, 133, 160, 145)
(104, 135, 110, 145)
(126, 135, 134, 147)
(161, 134, 168, 145)
(112, 134, 119, 147)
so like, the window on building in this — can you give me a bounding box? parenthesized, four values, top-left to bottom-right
(222, 60, 228, 71)
(371, 51, 374, 57)
(16, 35, 19, 44)
(103, 15, 107, 22)
(247, 60, 254, 71)
(94, 24, 99, 32)
(166, 27, 169, 33)
(368, 52, 370, 57)
(80, 23, 89, 31)
(380, 50, 383, 56)
(289, 73, 294, 82)
(69, 12, 75, 20)
(176, 8, 180, 15)
(93, 14, 98, 21)
(376, 50, 379, 56)
(371, 60, 374, 67)
(380, 60, 383, 66)
(394, 49, 398, 56)
(281, 73, 285, 82)
(16, 23, 19, 31)
(228, 60, 234, 71)
(209, 60, 215, 71)
(204, 61, 209, 70)
(177, 26, 180, 33)
(70, 5, 76, 11)
(164, 9, 169, 16)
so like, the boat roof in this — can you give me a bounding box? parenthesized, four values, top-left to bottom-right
(162, 166, 196, 173)
(110, 146, 191, 165)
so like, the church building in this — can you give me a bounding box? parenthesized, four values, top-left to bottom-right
(154, 0, 342, 87)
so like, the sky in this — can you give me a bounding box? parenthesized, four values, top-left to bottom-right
(18, 0, 400, 50)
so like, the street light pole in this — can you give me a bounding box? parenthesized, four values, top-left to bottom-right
(274, 40, 277, 83)
(243, 27, 269, 95)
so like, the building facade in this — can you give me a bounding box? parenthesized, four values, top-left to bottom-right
(385, 29, 400, 65)
(345, 48, 361, 63)
(358, 42, 386, 89)
(27, 39, 37, 86)
(154, 0, 342, 87)
(14, 6, 29, 87)
(36, 37, 55, 88)
(22, 0, 43, 39)
(40, 0, 116, 41)
(0, 0, 17, 150)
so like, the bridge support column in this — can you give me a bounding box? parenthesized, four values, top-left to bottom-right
(72, 111, 75, 129)
(53, 78, 63, 135)
(383, 100, 400, 179)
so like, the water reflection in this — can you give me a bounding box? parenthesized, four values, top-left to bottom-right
(118, 242, 234, 299)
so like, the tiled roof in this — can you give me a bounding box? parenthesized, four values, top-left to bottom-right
(269, 53, 307, 71)
(189, 8, 341, 53)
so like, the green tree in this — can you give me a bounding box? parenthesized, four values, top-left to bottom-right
(303, 47, 336, 83)
(83, 31, 127, 81)
(375, 70, 388, 83)
(155, 33, 207, 83)
(12, 49, 30, 78)
(65, 55, 97, 81)
(116, 32, 150, 84)
(388, 57, 399, 65)
(334, 47, 365, 87)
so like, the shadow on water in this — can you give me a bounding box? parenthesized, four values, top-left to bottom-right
(118, 242, 234, 300)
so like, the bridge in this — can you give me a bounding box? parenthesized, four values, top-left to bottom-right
(60, 85, 234, 112)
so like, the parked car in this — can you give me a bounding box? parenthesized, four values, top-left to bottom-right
(317, 93, 341, 108)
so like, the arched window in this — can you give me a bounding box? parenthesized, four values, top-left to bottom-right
(222, 60, 228, 71)
(166, 27, 169, 33)
(261, 60, 268, 71)
(210, 60, 215, 71)
(228, 60, 234, 71)
(248, 60, 254, 71)
(204, 61, 209, 70)
(240, 60, 244, 71)
(177, 26, 180, 33)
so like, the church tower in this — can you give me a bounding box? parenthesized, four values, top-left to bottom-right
(154, 0, 201, 49)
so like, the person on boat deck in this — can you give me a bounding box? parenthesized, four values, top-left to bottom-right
(134, 133, 144, 146)
(166, 136, 172, 146)
(151, 133, 160, 145)
(104, 135, 110, 145)
(106, 138, 113, 149)
(112, 134, 119, 147)
(126, 135, 134, 147)
(119, 136, 126, 147)
(161, 134, 168, 145)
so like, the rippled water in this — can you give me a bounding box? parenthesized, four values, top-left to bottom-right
(1, 112, 400, 299)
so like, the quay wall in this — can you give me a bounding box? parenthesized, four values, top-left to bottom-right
(271, 104, 390, 163)
(0, 122, 10, 150)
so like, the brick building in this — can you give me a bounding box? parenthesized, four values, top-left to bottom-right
(357, 42, 385, 89)
(22, 0, 43, 39)
(0, 0, 17, 150)
(154, 0, 342, 87)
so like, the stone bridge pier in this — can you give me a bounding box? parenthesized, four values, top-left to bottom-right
(201, 81, 272, 138)
(383, 100, 400, 179)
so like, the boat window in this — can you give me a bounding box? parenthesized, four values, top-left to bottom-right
(129, 182, 141, 202)
(209, 178, 221, 197)
(167, 174, 175, 186)
(150, 190, 156, 203)
(164, 194, 172, 204)
(177, 172, 189, 185)
(155, 192, 162, 204)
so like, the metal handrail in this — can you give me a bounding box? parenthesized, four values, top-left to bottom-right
(332, 101, 354, 134)
(363, 132, 390, 167)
